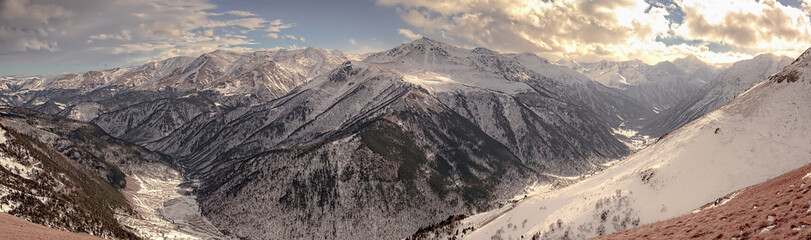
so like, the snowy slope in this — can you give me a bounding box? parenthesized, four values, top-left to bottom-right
(453, 48, 811, 240)
(645, 54, 793, 137)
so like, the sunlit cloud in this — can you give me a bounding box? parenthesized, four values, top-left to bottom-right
(378, 0, 811, 64)
(674, 0, 811, 57)
(398, 29, 422, 40)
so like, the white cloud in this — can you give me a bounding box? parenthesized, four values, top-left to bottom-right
(203, 29, 215, 37)
(349, 38, 357, 45)
(674, 0, 811, 56)
(281, 34, 306, 42)
(379, 0, 811, 64)
(210, 10, 256, 17)
(379, 0, 674, 63)
(0, 0, 299, 69)
(89, 30, 133, 42)
(398, 29, 422, 40)
(265, 19, 294, 39)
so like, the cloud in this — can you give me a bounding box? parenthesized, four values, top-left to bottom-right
(379, 0, 674, 63)
(265, 19, 294, 39)
(349, 38, 357, 45)
(398, 29, 422, 40)
(674, 0, 811, 55)
(210, 10, 256, 17)
(88, 30, 133, 42)
(203, 29, 215, 37)
(0, 0, 72, 54)
(379, 0, 811, 64)
(0, 0, 298, 70)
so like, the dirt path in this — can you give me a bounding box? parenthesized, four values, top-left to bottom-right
(0, 213, 103, 240)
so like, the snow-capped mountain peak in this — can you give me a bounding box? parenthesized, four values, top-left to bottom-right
(671, 55, 715, 75)
(363, 37, 466, 65)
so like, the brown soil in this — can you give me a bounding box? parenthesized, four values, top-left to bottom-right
(0, 212, 104, 240)
(124, 175, 140, 192)
(594, 163, 811, 240)
(122, 175, 140, 205)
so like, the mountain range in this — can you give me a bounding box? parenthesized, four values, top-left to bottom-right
(0, 38, 808, 240)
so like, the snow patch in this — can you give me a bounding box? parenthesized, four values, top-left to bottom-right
(401, 71, 533, 94)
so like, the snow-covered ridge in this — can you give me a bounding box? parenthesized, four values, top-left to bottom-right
(14, 47, 357, 100)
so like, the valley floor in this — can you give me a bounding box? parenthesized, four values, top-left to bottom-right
(117, 171, 231, 239)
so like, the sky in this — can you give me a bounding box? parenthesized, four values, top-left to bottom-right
(1, 0, 810, 76)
